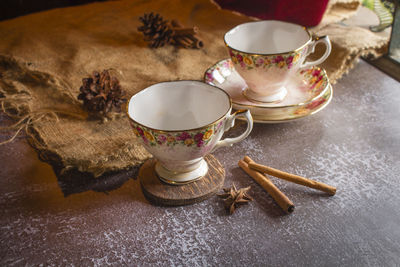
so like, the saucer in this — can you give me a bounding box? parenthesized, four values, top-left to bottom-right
(204, 59, 332, 123)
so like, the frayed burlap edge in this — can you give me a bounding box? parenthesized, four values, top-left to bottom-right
(312, 23, 389, 83)
(0, 54, 151, 177)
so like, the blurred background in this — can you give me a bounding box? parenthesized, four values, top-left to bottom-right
(0, 0, 105, 21)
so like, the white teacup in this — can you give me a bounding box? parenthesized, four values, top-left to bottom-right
(224, 20, 331, 103)
(128, 81, 253, 184)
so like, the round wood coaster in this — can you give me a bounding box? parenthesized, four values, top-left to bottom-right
(139, 154, 225, 206)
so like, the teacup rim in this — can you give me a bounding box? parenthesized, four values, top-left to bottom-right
(126, 80, 233, 133)
(224, 20, 312, 56)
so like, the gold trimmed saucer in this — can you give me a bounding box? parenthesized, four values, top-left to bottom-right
(204, 59, 332, 123)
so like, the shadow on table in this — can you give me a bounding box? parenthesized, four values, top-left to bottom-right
(50, 163, 142, 197)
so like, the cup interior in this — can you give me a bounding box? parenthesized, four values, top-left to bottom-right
(128, 81, 231, 131)
(224, 20, 310, 54)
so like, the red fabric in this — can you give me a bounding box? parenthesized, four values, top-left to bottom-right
(215, 0, 329, 27)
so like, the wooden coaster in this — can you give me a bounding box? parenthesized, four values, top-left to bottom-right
(139, 154, 225, 206)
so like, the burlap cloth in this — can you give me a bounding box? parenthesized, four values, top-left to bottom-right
(0, 0, 389, 177)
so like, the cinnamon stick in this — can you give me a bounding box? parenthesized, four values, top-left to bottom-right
(184, 34, 203, 48)
(171, 27, 199, 36)
(173, 35, 203, 49)
(173, 36, 192, 48)
(244, 156, 336, 196)
(238, 159, 295, 213)
(170, 19, 203, 49)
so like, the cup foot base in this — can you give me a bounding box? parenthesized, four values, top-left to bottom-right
(155, 159, 208, 185)
(139, 155, 225, 206)
(243, 87, 287, 103)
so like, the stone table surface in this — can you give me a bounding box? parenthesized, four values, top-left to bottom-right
(1, 60, 400, 266)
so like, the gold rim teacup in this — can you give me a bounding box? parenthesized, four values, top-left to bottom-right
(127, 80, 253, 184)
(224, 20, 331, 103)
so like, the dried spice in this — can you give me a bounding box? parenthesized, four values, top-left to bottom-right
(138, 12, 203, 49)
(77, 70, 127, 119)
(218, 184, 253, 214)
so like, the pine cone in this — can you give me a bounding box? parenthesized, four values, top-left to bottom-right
(137, 12, 173, 48)
(78, 70, 127, 117)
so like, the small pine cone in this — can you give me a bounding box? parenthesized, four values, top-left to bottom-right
(78, 70, 127, 117)
(137, 12, 173, 48)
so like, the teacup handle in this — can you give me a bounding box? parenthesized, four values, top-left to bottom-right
(300, 35, 332, 69)
(211, 109, 253, 152)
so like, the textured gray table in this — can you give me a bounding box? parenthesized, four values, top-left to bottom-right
(1, 60, 400, 266)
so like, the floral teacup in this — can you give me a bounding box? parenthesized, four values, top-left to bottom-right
(224, 20, 331, 103)
(127, 80, 253, 184)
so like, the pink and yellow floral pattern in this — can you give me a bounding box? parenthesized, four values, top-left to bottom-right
(205, 59, 328, 98)
(204, 58, 332, 123)
(130, 119, 225, 148)
(292, 87, 330, 116)
(204, 60, 233, 84)
(299, 68, 328, 95)
(227, 47, 306, 70)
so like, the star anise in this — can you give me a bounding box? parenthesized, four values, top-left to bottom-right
(77, 70, 127, 118)
(218, 184, 253, 214)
